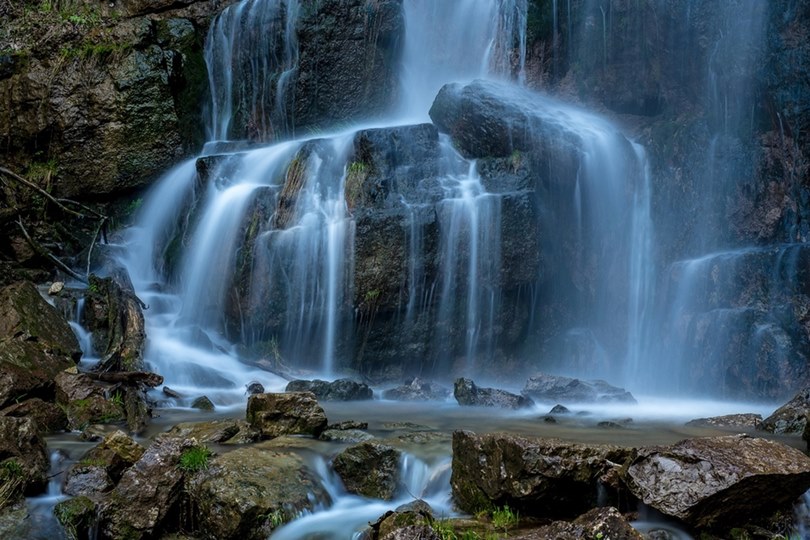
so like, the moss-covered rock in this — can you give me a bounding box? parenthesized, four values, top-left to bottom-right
(0, 416, 49, 496)
(165, 419, 260, 445)
(186, 447, 330, 539)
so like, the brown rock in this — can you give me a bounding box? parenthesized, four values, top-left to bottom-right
(686, 413, 762, 429)
(451, 431, 633, 517)
(165, 419, 260, 445)
(1, 397, 67, 433)
(760, 387, 810, 434)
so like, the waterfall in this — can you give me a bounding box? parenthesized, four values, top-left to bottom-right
(115, 0, 662, 400)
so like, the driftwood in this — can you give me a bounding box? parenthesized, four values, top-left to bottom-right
(84, 370, 163, 387)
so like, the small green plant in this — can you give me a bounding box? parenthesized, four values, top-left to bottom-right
(364, 288, 380, 302)
(1, 460, 23, 477)
(432, 519, 457, 540)
(87, 282, 99, 294)
(125, 197, 143, 216)
(178, 445, 212, 472)
(491, 504, 518, 534)
(109, 391, 124, 407)
(268, 509, 285, 528)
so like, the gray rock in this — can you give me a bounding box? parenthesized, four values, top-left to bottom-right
(625, 434, 810, 529)
(0, 416, 49, 493)
(166, 419, 260, 445)
(382, 378, 451, 402)
(453, 378, 534, 410)
(512, 507, 643, 540)
(522, 373, 636, 404)
(320, 429, 374, 443)
(190, 395, 215, 411)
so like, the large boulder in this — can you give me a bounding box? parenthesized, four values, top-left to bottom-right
(96, 434, 197, 539)
(0, 416, 49, 494)
(453, 378, 534, 410)
(332, 441, 401, 500)
(285, 378, 373, 401)
(246, 392, 328, 439)
(0, 281, 80, 408)
(759, 386, 810, 433)
(187, 447, 329, 539)
(624, 434, 810, 529)
(521, 373, 636, 404)
(54, 496, 97, 540)
(451, 431, 632, 517)
(54, 371, 126, 429)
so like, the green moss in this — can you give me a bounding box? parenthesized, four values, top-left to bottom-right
(60, 40, 132, 61)
(54, 495, 96, 540)
(344, 161, 369, 210)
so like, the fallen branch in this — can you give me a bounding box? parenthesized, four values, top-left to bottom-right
(84, 370, 164, 387)
(16, 218, 86, 283)
(0, 166, 86, 219)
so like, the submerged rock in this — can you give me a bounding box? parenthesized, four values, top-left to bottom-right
(285, 378, 374, 401)
(246, 392, 328, 438)
(624, 434, 810, 529)
(382, 378, 451, 402)
(333, 441, 401, 500)
(686, 413, 762, 429)
(187, 447, 329, 540)
(451, 430, 632, 517)
(759, 387, 810, 433)
(521, 373, 636, 404)
(453, 378, 534, 409)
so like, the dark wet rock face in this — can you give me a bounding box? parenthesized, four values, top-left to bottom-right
(246, 392, 328, 438)
(333, 441, 401, 500)
(451, 430, 632, 517)
(625, 434, 810, 529)
(285, 378, 373, 401)
(454, 378, 534, 410)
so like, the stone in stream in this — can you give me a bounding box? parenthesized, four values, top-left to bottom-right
(190, 395, 215, 411)
(53, 496, 96, 540)
(685, 413, 762, 429)
(759, 386, 810, 433)
(451, 431, 632, 518)
(285, 378, 373, 401)
(245, 380, 264, 395)
(548, 404, 571, 414)
(187, 446, 330, 540)
(165, 419, 260, 445)
(624, 434, 810, 530)
(359, 499, 435, 540)
(246, 392, 328, 439)
(453, 378, 534, 409)
(332, 441, 402, 500)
